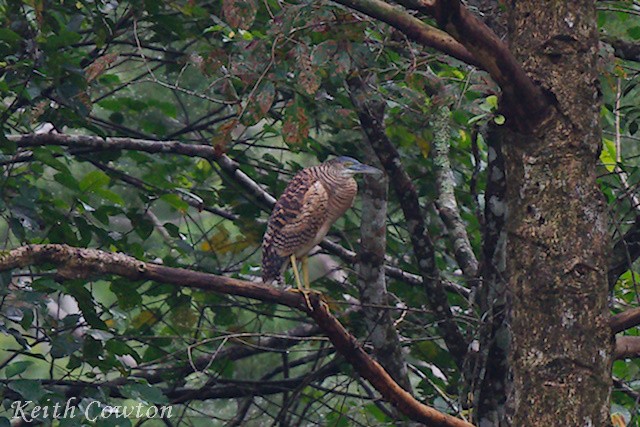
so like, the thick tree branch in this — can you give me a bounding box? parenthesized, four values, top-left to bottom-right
(608, 216, 640, 289)
(615, 336, 640, 360)
(0, 244, 473, 427)
(430, 0, 551, 130)
(398, 0, 549, 129)
(611, 307, 640, 335)
(603, 36, 640, 62)
(332, 0, 481, 67)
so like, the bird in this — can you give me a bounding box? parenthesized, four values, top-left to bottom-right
(262, 156, 382, 308)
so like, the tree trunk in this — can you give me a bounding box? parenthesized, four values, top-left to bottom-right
(471, 127, 510, 426)
(505, 1, 612, 425)
(357, 166, 413, 393)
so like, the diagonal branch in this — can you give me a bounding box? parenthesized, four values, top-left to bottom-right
(610, 307, 640, 335)
(608, 216, 640, 289)
(428, 0, 550, 129)
(0, 244, 473, 427)
(332, 0, 481, 67)
(337, 0, 551, 130)
(615, 336, 640, 360)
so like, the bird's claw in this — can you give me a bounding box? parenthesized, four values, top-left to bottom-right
(287, 288, 322, 311)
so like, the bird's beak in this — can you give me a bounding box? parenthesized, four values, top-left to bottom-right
(350, 163, 383, 175)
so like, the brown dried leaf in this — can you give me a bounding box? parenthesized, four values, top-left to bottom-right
(282, 107, 309, 145)
(296, 46, 320, 96)
(211, 119, 239, 155)
(222, 0, 258, 30)
(241, 82, 275, 126)
(202, 48, 227, 76)
(85, 53, 119, 82)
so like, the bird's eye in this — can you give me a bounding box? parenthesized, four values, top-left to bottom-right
(344, 161, 353, 167)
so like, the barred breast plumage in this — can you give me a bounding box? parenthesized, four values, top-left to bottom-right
(261, 158, 364, 284)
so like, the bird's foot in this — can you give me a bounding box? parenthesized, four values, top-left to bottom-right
(286, 288, 322, 311)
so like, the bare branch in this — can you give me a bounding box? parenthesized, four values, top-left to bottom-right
(0, 244, 473, 427)
(611, 307, 640, 335)
(332, 0, 481, 67)
(615, 336, 640, 360)
(432, 106, 478, 278)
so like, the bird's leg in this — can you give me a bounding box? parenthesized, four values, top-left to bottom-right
(301, 256, 329, 311)
(290, 254, 312, 310)
(302, 256, 310, 290)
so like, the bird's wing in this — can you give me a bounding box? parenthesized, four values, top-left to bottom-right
(265, 171, 329, 257)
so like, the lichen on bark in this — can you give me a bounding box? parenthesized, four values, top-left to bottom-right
(505, 1, 612, 425)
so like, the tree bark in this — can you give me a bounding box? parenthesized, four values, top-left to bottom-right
(505, 2, 612, 425)
(469, 127, 510, 426)
(348, 75, 468, 369)
(357, 162, 413, 393)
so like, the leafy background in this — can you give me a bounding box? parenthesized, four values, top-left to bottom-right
(1, 0, 640, 425)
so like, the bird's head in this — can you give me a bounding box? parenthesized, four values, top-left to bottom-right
(329, 156, 383, 177)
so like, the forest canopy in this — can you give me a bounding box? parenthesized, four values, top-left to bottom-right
(2, 1, 640, 426)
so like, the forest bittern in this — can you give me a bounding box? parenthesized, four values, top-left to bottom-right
(262, 156, 382, 307)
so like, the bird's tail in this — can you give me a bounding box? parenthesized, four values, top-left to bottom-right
(261, 247, 288, 285)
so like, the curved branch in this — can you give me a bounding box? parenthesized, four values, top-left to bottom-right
(430, 0, 550, 130)
(333, 0, 550, 130)
(611, 307, 640, 335)
(0, 244, 473, 427)
(332, 0, 481, 67)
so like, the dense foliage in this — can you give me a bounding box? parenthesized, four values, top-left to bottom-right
(1, 0, 640, 425)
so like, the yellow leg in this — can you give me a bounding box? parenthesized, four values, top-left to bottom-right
(302, 256, 310, 290)
(290, 254, 312, 310)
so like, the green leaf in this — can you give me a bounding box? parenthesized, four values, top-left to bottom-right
(147, 99, 178, 118)
(628, 26, 640, 40)
(0, 29, 21, 47)
(54, 172, 80, 191)
(121, 382, 169, 405)
(51, 333, 82, 358)
(42, 30, 82, 50)
(5, 361, 33, 378)
(8, 380, 45, 401)
(79, 170, 110, 192)
(163, 223, 182, 238)
(93, 188, 125, 206)
(105, 340, 140, 362)
(160, 193, 189, 211)
(600, 137, 616, 173)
